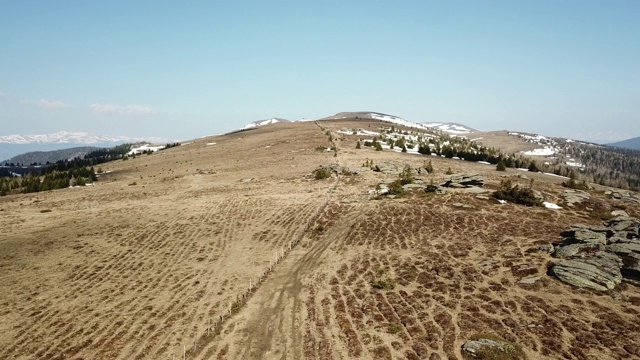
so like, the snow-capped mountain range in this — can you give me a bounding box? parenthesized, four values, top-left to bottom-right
(0, 131, 163, 145)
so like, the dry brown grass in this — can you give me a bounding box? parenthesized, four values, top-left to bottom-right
(1, 119, 639, 360)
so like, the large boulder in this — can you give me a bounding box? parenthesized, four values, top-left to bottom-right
(549, 255, 623, 292)
(549, 216, 640, 291)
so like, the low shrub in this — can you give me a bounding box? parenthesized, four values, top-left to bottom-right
(492, 179, 542, 207)
(313, 167, 332, 180)
(371, 278, 395, 290)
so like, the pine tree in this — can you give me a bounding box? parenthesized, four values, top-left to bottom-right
(496, 158, 506, 171)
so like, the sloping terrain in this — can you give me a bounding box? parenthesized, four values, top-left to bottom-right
(1, 119, 639, 359)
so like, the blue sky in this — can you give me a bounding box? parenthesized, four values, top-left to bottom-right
(1, 0, 638, 143)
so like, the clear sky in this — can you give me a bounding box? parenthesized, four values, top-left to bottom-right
(1, 1, 638, 143)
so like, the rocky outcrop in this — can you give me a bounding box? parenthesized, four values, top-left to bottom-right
(562, 189, 590, 207)
(462, 338, 526, 359)
(606, 190, 640, 204)
(373, 161, 403, 175)
(549, 216, 640, 291)
(440, 173, 485, 188)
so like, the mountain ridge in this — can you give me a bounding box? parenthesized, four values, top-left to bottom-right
(607, 136, 640, 150)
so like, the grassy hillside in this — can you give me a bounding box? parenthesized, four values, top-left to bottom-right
(0, 119, 638, 359)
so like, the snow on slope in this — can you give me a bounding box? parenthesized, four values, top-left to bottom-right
(241, 112, 476, 135)
(366, 113, 475, 134)
(127, 144, 166, 155)
(243, 118, 289, 129)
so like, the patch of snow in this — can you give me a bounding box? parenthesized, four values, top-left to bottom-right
(127, 144, 165, 155)
(566, 160, 584, 167)
(206, 142, 216, 146)
(517, 168, 529, 171)
(243, 118, 282, 129)
(470, 137, 483, 141)
(544, 202, 562, 210)
(336, 129, 380, 136)
(542, 172, 570, 179)
(497, 199, 507, 204)
(477, 161, 491, 165)
(523, 148, 556, 156)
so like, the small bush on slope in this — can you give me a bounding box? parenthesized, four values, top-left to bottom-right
(492, 179, 542, 207)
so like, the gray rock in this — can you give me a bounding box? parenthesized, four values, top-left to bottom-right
(373, 161, 402, 175)
(549, 257, 622, 291)
(606, 216, 640, 232)
(572, 229, 607, 245)
(612, 210, 629, 217)
(553, 243, 599, 258)
(462, 338, 525, 359)
(538, 244, 554, 253)
(562, 189, 590, 207)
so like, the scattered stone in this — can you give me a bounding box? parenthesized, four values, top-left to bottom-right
(440, 173, 485, 188)
(549, 216, 640, 292)
(462, 338, 526, 359)
(514, 264, 538, 276)
(197, 169, 216, 175)
(240, 177, 254, 182)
